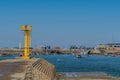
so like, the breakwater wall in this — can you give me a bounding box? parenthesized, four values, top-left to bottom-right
(24, 59, 57, 80)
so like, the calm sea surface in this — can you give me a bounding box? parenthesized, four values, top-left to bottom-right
(0, 54, 120, 77)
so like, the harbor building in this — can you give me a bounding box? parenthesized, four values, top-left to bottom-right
(97, 43, 120, 51)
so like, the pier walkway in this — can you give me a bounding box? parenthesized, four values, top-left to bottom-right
(0, 58, 37, 80)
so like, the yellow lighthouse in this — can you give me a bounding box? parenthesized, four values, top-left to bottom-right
(20, 25, 32, 59)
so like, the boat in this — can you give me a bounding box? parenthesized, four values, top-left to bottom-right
(76, 54, 82, 58)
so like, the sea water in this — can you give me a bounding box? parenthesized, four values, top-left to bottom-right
(0, 54, 17, 60)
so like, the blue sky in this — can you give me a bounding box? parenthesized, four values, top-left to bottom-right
(0, 0, 120, 48)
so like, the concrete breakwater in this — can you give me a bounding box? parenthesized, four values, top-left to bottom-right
(0, 58, 57, 80)
(24, 59, 57, 80)
(0, 58, 38, 80)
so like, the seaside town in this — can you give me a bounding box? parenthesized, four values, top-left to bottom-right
(1, 43, 120, 56)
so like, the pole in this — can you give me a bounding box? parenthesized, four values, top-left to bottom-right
(23, 30, 30, 59)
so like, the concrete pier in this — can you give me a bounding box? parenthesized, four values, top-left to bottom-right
(24, 58, 57, 80)
(0, 58, 38, 80)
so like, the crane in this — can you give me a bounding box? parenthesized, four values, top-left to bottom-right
(20, 25, 32, 59)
